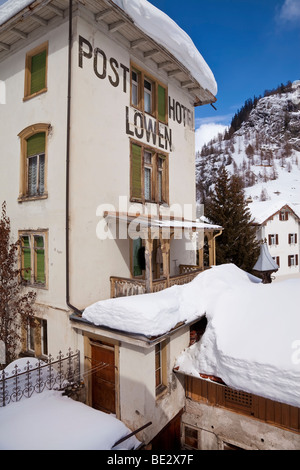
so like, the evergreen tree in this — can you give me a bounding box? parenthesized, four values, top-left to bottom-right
(205, 167, 259, 272)
(0, 202, 36, 366)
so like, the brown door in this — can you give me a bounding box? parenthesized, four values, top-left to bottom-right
(91, 343, 116, 414)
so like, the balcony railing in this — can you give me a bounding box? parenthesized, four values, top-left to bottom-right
(110, 265, 203, 298)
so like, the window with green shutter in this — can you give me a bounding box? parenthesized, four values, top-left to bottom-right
(24, 42, 48, 100)
(30, 49, 47, 95)
(20, 232, 47, 287)
(26, 133, 46, 196)
(131, 143, 142, 201)
(158, 84, 166, 123)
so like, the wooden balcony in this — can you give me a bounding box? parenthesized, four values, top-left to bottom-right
(110, 265, 203, 298)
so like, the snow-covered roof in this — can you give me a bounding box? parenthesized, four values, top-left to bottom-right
(0, 389, 140, 450)
(111, 0, 217, 96)
(0, 0, 35, 26)
(0, 0, 217, 98)
(248, 200, 300, 224)
(253, 242, 279, 272)
(174, 264, 300, 408)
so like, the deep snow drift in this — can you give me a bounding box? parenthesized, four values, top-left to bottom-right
(84, 264, 300, 407)
(0, 388, 140, 450)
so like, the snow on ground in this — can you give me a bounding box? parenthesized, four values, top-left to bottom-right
(0, 389, 140, 450)
(84, 263, 300, 407)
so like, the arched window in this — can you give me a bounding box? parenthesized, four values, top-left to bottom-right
(18, 124, 50, 201)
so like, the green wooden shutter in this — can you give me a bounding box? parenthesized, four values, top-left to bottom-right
(27, 132, 45, 157)
(30, 49, 46, 95)
(131, 143, 142, 201)
(34, 235, 45, 284)
(21, 236, 31, 282)
(158, 85, 166, 122)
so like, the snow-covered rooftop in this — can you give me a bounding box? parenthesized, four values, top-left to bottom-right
(0, 388, 140, 450)
(248, 200, 300, 224)
(0, 0, 217, 97)
(174, 264, 300, 408)
(111, 0, 217, 96)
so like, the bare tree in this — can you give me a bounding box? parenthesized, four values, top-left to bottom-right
(0, 202, 36, 366)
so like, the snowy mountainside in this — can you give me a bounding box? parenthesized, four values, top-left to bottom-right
(196, 80, 300, 205)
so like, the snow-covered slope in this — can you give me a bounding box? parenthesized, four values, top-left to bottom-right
(196, 80, 300, 205)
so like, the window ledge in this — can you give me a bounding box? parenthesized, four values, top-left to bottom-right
(155, 384, 168, 400)
(18, 194, 48, 203)
(23, 88, 48, 102)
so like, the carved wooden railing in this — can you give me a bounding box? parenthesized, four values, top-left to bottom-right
(110, 266, 203, 298)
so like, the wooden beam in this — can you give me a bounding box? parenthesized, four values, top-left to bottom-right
(144, 49, 159, 58)
(46, 4, 64, 17)
(168, 69, 182, 77)
(130, 38, 147, 49)
(181, 80, 194, 88)
(95, 8, 112, 21)
(108, 19, 126, 32)
(31, 14, 48, 27)
(0, 41, 10, 51)
(158, 61, 172, 69)
(11, 28, 28, 39)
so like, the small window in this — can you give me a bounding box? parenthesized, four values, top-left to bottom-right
(279, 210, 289, 221)
(268, 234, 278, 246)
(24, 42, 48, 100)
(130, 141, 169, 204)
(130, 63, 167, 122)
(184, 426, 198, 449)
(26, 318, 48, 357)
(144, 78, 153, 114)
(155, 340, 167, 396)
(288, 254, 299, 267)
(288, 233, 297, 244)
(20, 231, 48, 288)
(18, 124, 49, 201)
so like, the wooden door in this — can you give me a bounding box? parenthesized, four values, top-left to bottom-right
(91, 343, 116, 414)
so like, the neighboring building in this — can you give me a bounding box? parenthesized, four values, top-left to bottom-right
(0, 0, 220, 446)
(249, 201, 300, 279)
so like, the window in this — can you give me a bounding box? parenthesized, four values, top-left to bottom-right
(130, 141, 168, 204)
(288, 233, 298, 244)
(26, 318, 48, 357)
(20, 231, 48, 287)
(288, 255, 299, 267)
(130, 63, 167, 123)
(24, 42, 48, 100)
(184, 426, 198, 449)
(279, 210, 289, 221)
(155, 340, 167, 396)
(132, 237, 145, 277)
(18, 124, 49, 201)
(273, 256, 280, 267)
(268, 234, 278, 246)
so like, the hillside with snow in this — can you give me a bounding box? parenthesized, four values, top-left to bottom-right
(196, 80, 300, 205)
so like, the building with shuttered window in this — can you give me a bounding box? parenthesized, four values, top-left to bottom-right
(0, 0, 221, 446)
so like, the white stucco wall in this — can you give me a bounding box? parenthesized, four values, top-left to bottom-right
(258, 210, 300, 277)
(119, 327, 190, 444)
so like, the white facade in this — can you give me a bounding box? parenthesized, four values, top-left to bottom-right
(250, 203, 300, 278)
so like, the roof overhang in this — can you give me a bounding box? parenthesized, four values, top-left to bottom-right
(0, 0, 217, 106)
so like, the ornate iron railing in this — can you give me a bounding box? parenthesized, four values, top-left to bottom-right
(0, 349, 80, 407)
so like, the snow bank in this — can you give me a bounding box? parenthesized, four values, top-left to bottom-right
(112, 0, 217, 96)
(175, 267, 300, 408)
(0, 389, 140, 450)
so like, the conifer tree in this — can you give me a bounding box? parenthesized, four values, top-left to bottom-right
(0, 202, 36, 366)
(205, 167, 259, 272)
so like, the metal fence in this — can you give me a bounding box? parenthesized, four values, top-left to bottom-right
(0, 349, 80, 407)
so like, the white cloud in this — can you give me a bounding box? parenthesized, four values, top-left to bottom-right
(195, 123, 228, 152)
(279, 0, 300, 22)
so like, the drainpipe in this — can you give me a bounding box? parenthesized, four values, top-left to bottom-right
(212, 229, 223, 265)
(65, 0, 82, 315)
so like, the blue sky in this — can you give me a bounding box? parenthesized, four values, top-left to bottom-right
(1, 0, 299, 147)
(149, 0, 300, 148)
